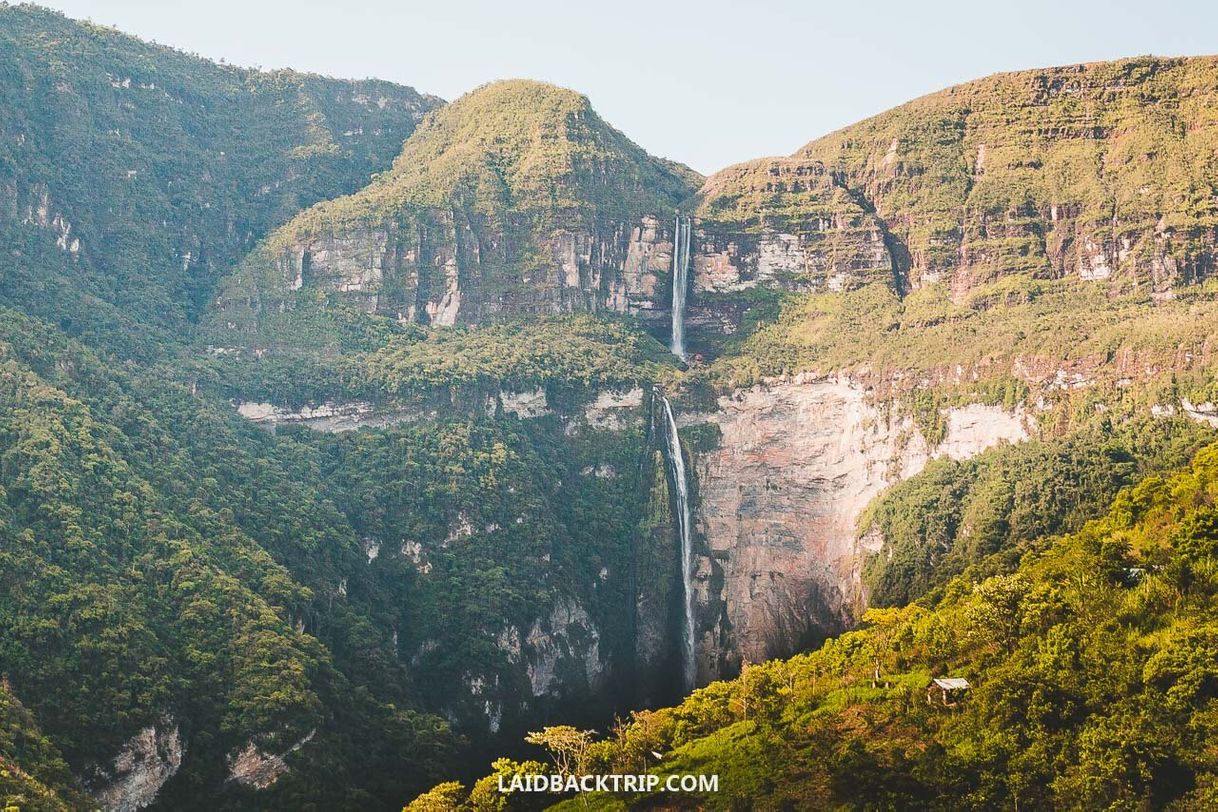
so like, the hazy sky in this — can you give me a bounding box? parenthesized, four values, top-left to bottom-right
(37, 0, 1218, 174)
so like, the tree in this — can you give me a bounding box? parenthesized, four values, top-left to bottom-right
(524, 726, 595, 778)
(965, 574, 1028, 654)
(609, 710, 670, 773)
(467, 758, 547, 812)
(403, 780, 466, 812)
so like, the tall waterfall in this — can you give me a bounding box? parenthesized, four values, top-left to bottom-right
(660, 395, 696, 691)
(669, 215, 691, 360)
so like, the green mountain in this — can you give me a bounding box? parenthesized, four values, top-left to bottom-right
(0, 5, 461, 809)
(3, 4, 1218, 810)
(696, 56, 1218, 296)
(0, 2, 440, 358)
(686, 56, 1218, 394)
(211, 78, 701, 352)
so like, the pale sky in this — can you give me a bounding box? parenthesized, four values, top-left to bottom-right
(35, 0, 1218, 175)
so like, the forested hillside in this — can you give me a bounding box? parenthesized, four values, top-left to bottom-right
(0, 5, 462, 807)
(0, 309, 466, 808)
(440, 439, 1218, 810)
(0, 2, 440, 358)
(0, 9, 690, 808)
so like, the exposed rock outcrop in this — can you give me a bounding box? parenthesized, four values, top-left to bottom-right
(236, 399, 434, 432)
(693, 158, 897, 296)
(262, 214, 684, 327)
(683, 375, 1029, 680)
(90, 722, 183, 812)
(581, 387, 646, 431)
(226, 729, 316, 791)
(495, 597, 605, 698)
(1182, 399, 1218, 428)
(236, 385, 649, 434)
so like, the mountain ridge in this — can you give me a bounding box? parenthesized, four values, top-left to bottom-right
(695, 53, 1218, 301)
(0, 1, 442, 358)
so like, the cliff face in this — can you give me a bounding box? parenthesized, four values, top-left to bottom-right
(679, 375, 1029, 680)
(89, 723, 183, 812)
(683, 56, 1218, 332)
(692, 158, 899, 297)
(252, 211, 681, 328)
(213, 80, 700, 347)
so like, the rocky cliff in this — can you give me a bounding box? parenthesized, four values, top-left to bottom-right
(211, 80, 701, 350)
(673, 375, 1029, 680)
(88, 723, 182, 812)
(687, 56, 1218, 306)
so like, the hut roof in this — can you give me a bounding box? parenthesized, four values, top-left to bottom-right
(932, 678, 971, 691)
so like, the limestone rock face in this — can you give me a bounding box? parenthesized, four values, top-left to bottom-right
(233, 211, 685, 333)
(225, 730, 315, 791)
(499, 388, 551, 419)
(235, 387, 645, 433)
(235, 399, 435, 432)
(90, 723, 183, 812)
(684, 375, 1028, 680)
(494, 597, 605, 699)
(692, 158, 898, 297)
(582, 387, 646, 430)
(1182, 399, 1218, 428)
